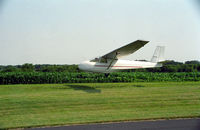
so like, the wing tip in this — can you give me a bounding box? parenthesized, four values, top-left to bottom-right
(137, 39, 149, 43)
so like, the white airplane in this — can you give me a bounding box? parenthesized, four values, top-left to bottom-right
(78, 40, 165, 73)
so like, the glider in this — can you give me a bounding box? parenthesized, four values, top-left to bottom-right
(78, 40, 165, 73)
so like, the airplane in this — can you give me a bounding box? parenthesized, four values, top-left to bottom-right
(78, 40, 165, 73)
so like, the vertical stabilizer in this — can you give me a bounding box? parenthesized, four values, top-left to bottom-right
(151, 46, 165, 63)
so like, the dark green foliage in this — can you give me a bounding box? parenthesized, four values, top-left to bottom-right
(162, 60, 183, 65)
(21, 63, 35, 72)
(185, 60, 200, 64)
(0, 64, 80, 73)
(1, 65, 20, 72)
(35, 64, 79, 72)
(0, 72, 199, 84)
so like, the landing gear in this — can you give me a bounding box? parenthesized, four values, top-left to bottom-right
(105, 73, 109, 77)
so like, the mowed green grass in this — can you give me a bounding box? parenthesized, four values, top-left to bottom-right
(0, 82, 200, 129)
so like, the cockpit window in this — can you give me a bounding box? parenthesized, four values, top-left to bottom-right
(90, 57, 107, 63)
(99, 58, 107, 63)
(90, 58, 99, 62)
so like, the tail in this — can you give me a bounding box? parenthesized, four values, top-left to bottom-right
(151, 46, 165, 63)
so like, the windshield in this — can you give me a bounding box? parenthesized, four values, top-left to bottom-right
(90, 57, 107, 63)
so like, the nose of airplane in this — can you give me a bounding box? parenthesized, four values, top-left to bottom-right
(78, 61, 89, 71)
(78, 63, 85, 70)
(78, 61, 92, 71)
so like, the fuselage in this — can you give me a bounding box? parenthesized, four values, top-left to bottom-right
(78, 59, 162, 73)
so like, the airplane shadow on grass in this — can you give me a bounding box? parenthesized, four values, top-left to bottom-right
(132, 85, 145, 87)
(65, 85, 101, 93)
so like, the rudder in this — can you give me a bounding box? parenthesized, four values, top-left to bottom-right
(151, 46, 165, 63)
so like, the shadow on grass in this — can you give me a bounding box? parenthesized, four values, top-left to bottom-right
(132, 85, 145, 87)
(65, 85, 101, 93)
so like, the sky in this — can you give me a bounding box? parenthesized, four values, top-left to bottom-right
(0, 0, 200, 65)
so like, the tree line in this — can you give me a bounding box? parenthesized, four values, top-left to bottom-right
(0, 60, 200, 73)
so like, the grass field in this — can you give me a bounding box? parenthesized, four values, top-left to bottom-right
(0, 82, 200, 129)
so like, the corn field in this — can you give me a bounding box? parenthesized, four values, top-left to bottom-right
(0, 72, 199, 84)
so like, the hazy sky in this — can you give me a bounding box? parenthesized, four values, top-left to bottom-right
(0, 0, 200, 65)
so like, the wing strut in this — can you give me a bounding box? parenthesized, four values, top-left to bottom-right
(106, 52, 119, 70)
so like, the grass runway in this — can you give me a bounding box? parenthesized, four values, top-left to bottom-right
(0, 82, 200, 129)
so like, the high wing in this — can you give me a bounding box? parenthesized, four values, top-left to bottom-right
(101, 40, 149, 60)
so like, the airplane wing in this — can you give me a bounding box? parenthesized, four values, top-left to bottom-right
(101, 40, 149, 59)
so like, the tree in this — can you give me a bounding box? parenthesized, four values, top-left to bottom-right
(163, 60, 183, 65)
(185, 60, 200, 64)
(21, 63, 34, 72)
(1, 65, 19, 72)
